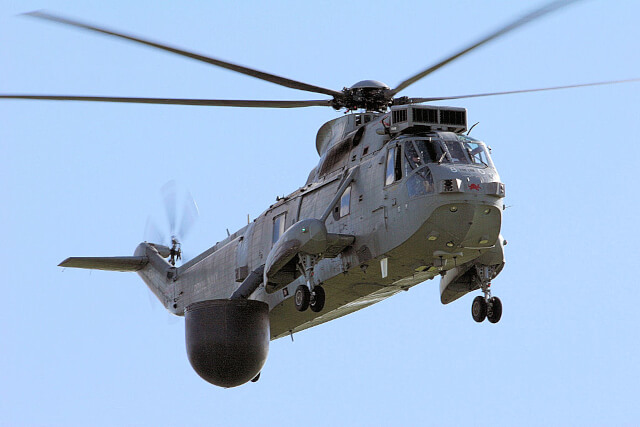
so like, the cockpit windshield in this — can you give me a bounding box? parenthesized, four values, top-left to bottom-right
(403, 134, 493, 170)
(454, 134, 493, 167)
(404, 139, 444, 170)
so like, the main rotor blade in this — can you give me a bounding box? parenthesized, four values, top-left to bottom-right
(391, 0, 580, 96)
(23, 11, 343, 98)
(403, 78, 640, 103)
(0, 94, 332, 108)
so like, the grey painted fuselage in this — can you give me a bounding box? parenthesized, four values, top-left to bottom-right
(136, 109, 505, 339)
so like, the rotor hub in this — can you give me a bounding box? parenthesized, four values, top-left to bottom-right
(349, 80, 390, 90)
(169, 236, 182, 266)
(333, 80, 393, 112)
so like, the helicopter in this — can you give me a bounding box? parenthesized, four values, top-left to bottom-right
(2, 1, 639, 388)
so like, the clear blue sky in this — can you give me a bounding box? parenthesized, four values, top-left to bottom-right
(2, 1, 639, 425)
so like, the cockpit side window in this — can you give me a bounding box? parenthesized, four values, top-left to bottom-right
(405, 141, 422, 173)
(385, 147, 395, 185)
(385, 145, 402, 186)
(394, 145, 402, 181)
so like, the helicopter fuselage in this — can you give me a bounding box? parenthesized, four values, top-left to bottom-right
(144, 108, 506, 339)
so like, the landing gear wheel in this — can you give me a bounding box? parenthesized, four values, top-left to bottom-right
(294, 285, 310, 312)
(487, 297, 502, 324)
(472, 296, 487, 323)
(309, 286, 325, 313)
(251, 372, 261, 383)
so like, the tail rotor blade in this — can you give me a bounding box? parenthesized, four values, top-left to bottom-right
(178, 191, 199, 241)
(161, 180, 178, 237)
(144, 216, 165, 244)
(153, 181, 200, 265)
(181, 249, 195, 264)
(147, 288, 158, 312)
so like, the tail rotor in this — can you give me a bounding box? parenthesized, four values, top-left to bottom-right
(146, 180, 199, 266)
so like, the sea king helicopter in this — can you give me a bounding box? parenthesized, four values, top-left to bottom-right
(3, 1, 639, 388)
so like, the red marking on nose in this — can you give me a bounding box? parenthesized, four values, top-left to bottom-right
(469, 183, 482, 191)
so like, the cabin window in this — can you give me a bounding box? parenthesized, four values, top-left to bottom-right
(333, 185, 351, 220)
(272, 212, 286, 245)
(340, 185, 351, 217)
(385, 145, 402, 186)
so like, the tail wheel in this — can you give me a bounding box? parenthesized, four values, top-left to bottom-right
(309, 286, 325, 313)
(294, 285, 310, 312)
(472, 296, 487, 322)
(487, 297, 502, 323)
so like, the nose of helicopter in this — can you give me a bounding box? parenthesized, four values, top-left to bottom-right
(426, 202, 502, 250)
(419, 164, 505, 255)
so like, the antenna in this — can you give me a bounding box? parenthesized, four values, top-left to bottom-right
(467, 122, 479, 135)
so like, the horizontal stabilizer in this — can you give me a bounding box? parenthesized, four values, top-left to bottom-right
(58, 256, 149, 272)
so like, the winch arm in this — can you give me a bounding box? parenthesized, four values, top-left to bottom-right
(320, 166, 359, 223)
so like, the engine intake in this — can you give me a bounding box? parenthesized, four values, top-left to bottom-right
(185, 299, 270, 388)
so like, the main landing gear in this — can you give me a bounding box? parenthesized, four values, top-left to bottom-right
(471, 266, 502, 323)
(294, 284, 325, 313)
(472, 294, 502, 323)
(293, 254, 326, 313)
